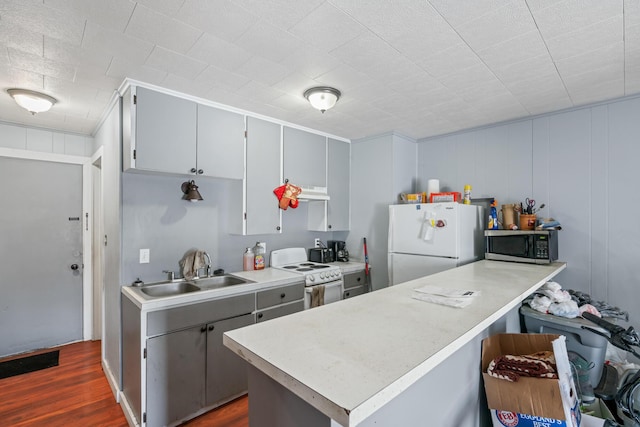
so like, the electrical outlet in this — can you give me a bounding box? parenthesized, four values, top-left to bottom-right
(314, 238, 321, 248)
(139, 248, 150, 264)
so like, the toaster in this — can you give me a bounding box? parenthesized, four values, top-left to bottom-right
(308, 248, 334, 263)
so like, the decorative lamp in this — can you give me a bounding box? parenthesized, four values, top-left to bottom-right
(181, 180, 203, 202)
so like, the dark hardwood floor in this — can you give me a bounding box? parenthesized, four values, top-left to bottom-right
(0, 341, 248, 427)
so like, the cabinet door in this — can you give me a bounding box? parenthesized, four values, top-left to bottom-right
(134, 86, 197, 175)
(205, 313, 254, 407)
(343, 270, 366, 290)
(327, 138, 350, 230)
(256, 300, 304, 323)
(146, 326, 206, 427)
(246, 117, 281, 234)
(196, 105, 245, 179)
(343, 286, 365, 299)
(283, 127, 326, 188)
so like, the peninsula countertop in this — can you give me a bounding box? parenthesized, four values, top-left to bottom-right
(223, 260, 567, 427)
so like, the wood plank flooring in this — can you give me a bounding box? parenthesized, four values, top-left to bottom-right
(0, 341, 248, 427)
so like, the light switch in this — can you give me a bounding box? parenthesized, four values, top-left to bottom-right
(139, 248, 150, 264)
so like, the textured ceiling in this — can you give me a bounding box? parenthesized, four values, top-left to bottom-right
(0, 0, 638, 140)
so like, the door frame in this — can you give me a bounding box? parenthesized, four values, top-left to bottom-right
(0, 146, 96, 341)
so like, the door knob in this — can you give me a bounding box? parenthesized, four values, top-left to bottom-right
(70, 264, 79, 271)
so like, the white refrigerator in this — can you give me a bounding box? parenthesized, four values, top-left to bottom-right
(387, 202, 484, 285)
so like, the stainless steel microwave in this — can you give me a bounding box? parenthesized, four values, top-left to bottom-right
(484, 230, 558, 264)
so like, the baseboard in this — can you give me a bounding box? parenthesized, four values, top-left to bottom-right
(120, 393, 139, 427)
(102, 358, 121, 403)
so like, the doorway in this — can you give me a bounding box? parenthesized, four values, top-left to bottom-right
(0, 157, 84, 357)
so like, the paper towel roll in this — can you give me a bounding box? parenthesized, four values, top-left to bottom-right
(426, 179, 440, 201)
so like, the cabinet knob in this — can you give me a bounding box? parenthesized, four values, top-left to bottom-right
(258, 313, 263, 319)
(276, 226, 281, 231)
(208, 325, 214, 331)
(346, 292, 350, 297)
(190, 168, 197, 173)
(197, 169, 204, 175)
(357, 277, 361, 282)
(280, 293, 286, 299)
(200, 326, 207, 333)
(328, 224, 332, 229)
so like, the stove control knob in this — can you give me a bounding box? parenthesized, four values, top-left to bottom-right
(320, 273, 326, 279)
(308, 276, 315, 282)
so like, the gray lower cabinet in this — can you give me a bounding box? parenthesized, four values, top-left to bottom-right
(255, 282, 304, 323)
(146, 325, 206, 427)
(122, 292, 255, 426)
(205, 313, 254, 407)
(343, 270, 367, 299)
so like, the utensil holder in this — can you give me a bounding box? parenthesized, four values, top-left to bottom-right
(519, 214, 537, 230)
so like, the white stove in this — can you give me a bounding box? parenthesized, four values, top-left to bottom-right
(270, 248, 342, 287)
(271, 248, 343, 309)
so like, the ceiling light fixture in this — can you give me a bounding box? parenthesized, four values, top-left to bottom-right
(303, 87, 341, 113)
(181, 180, 203, 202)
(7, 88, 57, 115)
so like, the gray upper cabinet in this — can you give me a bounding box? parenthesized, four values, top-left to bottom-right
(308, 138, 350, 231)
(123, 86, 245, 180)
(283, 127, 327, 188)
(244, 116, 282, 235)
(327, 138, 350, 230)
(128, 86, 198, 175)
(196, 105, 245, 180)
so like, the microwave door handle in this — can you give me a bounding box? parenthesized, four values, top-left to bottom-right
(524, 237, 529, 255)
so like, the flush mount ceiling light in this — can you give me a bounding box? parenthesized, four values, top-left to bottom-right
(181, 180, 203, 202)
(7, 88, 57, 115)
(303, 86, 341, 113)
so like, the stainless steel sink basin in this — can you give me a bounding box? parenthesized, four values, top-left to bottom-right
(195, 275, 253, 290)
(134, 275, 253, 299)
(140, 281, 201, 297)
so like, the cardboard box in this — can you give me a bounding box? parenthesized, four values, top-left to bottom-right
(429, 191, 461, 202)
(482, 333, 581, 427)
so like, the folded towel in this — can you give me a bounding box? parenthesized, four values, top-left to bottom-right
(487, 350, 557, 382)
(180, 249, 206, 280)
(310, 285, 325, 308)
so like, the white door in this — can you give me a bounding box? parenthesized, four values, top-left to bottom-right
(388, 203, 460, 257)
(0, 157, 83, 357)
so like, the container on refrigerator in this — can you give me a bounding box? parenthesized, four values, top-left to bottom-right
(387, 202, 484, 285)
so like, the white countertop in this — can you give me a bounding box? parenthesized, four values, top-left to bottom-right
(223, 260, 566, 427)
(121, 263, 367, 311)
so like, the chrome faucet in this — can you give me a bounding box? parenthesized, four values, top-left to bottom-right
(203, 252, 212, 277)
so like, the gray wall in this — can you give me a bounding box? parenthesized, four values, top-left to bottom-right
(418, 94, 640, 331)
(121, 172, 344, 285)
(94, 100, 122, 393)
(348, 132, 416, 290)
(0, 121, 94, 156)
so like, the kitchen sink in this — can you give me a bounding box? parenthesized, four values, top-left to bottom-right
(135, 275, 254, 299)
(139, 281, 201, 298)
(194, 275, 252, 290)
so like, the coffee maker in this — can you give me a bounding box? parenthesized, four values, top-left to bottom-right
(327, 240, 349, 262)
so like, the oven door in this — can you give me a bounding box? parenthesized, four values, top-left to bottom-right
(304, 280, 343, 309)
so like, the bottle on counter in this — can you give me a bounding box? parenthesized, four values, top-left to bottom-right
(253, 242, 265, 270)
(243, 247, 254, 271)
(463, 185, 472, 204)
(488, 199, 499, 230)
